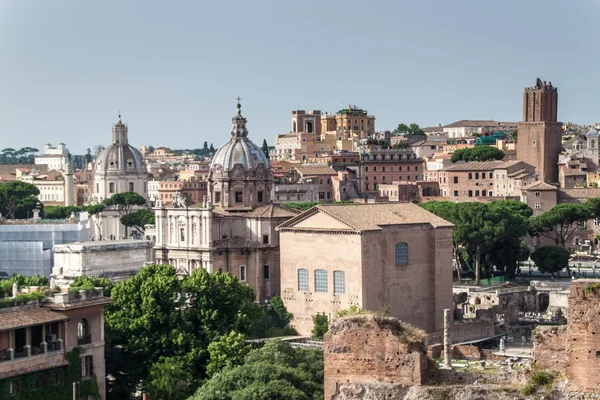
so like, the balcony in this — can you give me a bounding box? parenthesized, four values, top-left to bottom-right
(77, 334, 91, 346)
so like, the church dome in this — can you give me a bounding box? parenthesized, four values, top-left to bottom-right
(94, 117, 146, 174)
(586, 128, 599, 137)
(210, 102, 269, 173)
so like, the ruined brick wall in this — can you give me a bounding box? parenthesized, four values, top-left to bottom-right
(450, 320, 496, 343)
(532, 325, 568, 373)
(324, 315, 427, 400)
(565, 280, 600, 393)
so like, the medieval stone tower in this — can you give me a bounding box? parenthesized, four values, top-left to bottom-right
(516, 78, 562, 183)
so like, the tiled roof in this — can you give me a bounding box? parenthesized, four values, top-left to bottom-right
(443, 120, 517, 128)
(0, 358, 69, 380)
(277, 202, 454, 232)
(444, 161, 511, 171)
(244, 204, 300, 218)
(294, 166, 337, 176)
(524, 181, 557, 191)
(0, 307, 68, 332)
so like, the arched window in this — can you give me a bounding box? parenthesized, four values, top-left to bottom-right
(395, 242, 408, 266)
(333, 271, 345, 294)
(77, 318, 90, 345)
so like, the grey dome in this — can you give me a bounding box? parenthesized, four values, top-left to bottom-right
(210, 102, 269, 172)
(586, 128, 598, 137)
(94, 119, 146, 174)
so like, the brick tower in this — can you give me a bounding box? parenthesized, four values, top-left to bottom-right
(516, 78, 562, 183)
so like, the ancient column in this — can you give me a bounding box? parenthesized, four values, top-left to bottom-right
(443, 308, 452, 368)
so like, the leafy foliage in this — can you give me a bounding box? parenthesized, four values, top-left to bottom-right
(72, 275, 114, 297)
(105, 265, 268, 399)
(311, 314, 329, 340)
(82, 204, 106, 216)
(206, 331, 251, 377)
(529, 203, 590, 248)
(172, 144, 215, 157)
(450, 146, 505, 163)
(44, 205, 82, 219)
(396, 122, 424, 135)
(0, 147, 38, 164)
(102, 191, 147, 215)
(531, 245, 570, 275)
(261, 139, 270, 160)
(422, 200, 532, 283)
(120, 208, 155, 233)
(191, 340, 324, 400)
(0, 181, 40, 219)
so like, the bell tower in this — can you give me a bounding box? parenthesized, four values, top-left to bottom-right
(516, 78, 562, 183)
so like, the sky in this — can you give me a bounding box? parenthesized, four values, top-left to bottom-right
(0, 0, 599, 154)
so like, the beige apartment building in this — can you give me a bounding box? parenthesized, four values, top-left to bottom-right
(276, 202, 454, 336)
(436, 160, 535, 199)
(320, 105, 375, 137)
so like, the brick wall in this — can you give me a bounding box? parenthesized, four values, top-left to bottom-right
(324, 315, 427, 399)
(565, 280, 600, 393)
(532, 325, 567, 373)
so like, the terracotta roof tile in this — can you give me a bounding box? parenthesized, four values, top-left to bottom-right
(294, 166, 337, 176)
(277, 202, 454, 232)
(0, 307, 68, 332)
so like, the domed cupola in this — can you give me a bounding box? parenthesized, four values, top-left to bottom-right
(209, 100, 272, 210)
(92, 114, 148, 203)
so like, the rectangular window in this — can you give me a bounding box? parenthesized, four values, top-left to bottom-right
(468, 173, 472, 179)
(333, 271, 345, 294)
(475, 190, 480, 196)
(481, 190, 486, 197)
(81, 355, 94, 378)
(263, 265, 270, 280)
(10, 379, 21, 395)
(319, 192, 325, 200)
(129, 182, 134, 191)
(475, 172, 479, 179)
(453, 190, 459, 197)
(34, 374, 46, 390)
(535, 191, 541, 197)
(109, 182, 115, 193)
(257, 191, 264, 202)
(315, 269, 328, 292)
(468, 190, 473, 197)
(235, 191, 243, 203)
(327, 192, 331, 200)
(535, 202, 541, 209)
(453, 176, 458, 184)
(52, 369, 64, 386)
(239, 265, 246, 282)
(395, 242, 408, 266)
(489, 191, 493, 196)
(262, 234, 269, 244)
(180, 228, 185, 242)
(298, 269, 309, 291)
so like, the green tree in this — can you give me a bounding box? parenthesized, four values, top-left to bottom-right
(191, 340, 324, 400)
(203, 141, 209, 153)
(72, 275, 114, 296)
(531, 245, 570, 276)
(421, 201, 463, 279)
(209, 144, 215, 153)
(120, 208, 155, 234)
(0, 181, 40, 219)
(311, 314, 329, 340)
(82, 204, 106, 216)
(103, 191, 147, 215)
(44, 205, 82, 219)
(529, 203, 590, 250)
(396, 123, 410, 133)
(147, 356, 192, 400)
(8, 274, 49, 287)
(408, 123, 424, 135)
(206, 331, 251, 377)
(451, 146, 505, 163)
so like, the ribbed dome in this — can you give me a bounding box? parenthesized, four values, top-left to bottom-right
(94, 118, 146, 174)
(586, 128, 598, 137)
(210, 102, 269, 173)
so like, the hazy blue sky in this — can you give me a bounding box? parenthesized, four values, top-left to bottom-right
(1, 1, 598, 154)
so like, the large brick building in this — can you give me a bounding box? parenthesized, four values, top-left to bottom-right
(360, 149, 425, 194)
(276, 202, 454, 336)
(516, 78, 563, 183)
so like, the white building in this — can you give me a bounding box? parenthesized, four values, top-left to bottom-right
(442, 120, 517, 138)
(92, 115, 149, 240)
(51, 239, 153, 286)
(147, 180, 160, 204)
(92, 115, 148, 203)
(35, 143, 68, 171)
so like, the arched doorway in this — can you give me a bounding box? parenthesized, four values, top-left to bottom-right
(538, 293, 550, 312)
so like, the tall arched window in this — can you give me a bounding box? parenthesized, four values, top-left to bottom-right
(77, 318, 90, 345)
(395, 242, 408, 266)
(314, 269, 328, 293)
(297, 268, 309, 292)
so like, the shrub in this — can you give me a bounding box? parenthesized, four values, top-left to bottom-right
(522, 383, 534, 395)
(530, 370, 552, 386)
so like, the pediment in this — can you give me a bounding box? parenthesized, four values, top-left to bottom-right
(289, 210, 354, 230)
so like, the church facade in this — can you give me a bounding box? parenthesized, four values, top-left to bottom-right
(153, 102, 298, 301)
(91, 115, 149, 240)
